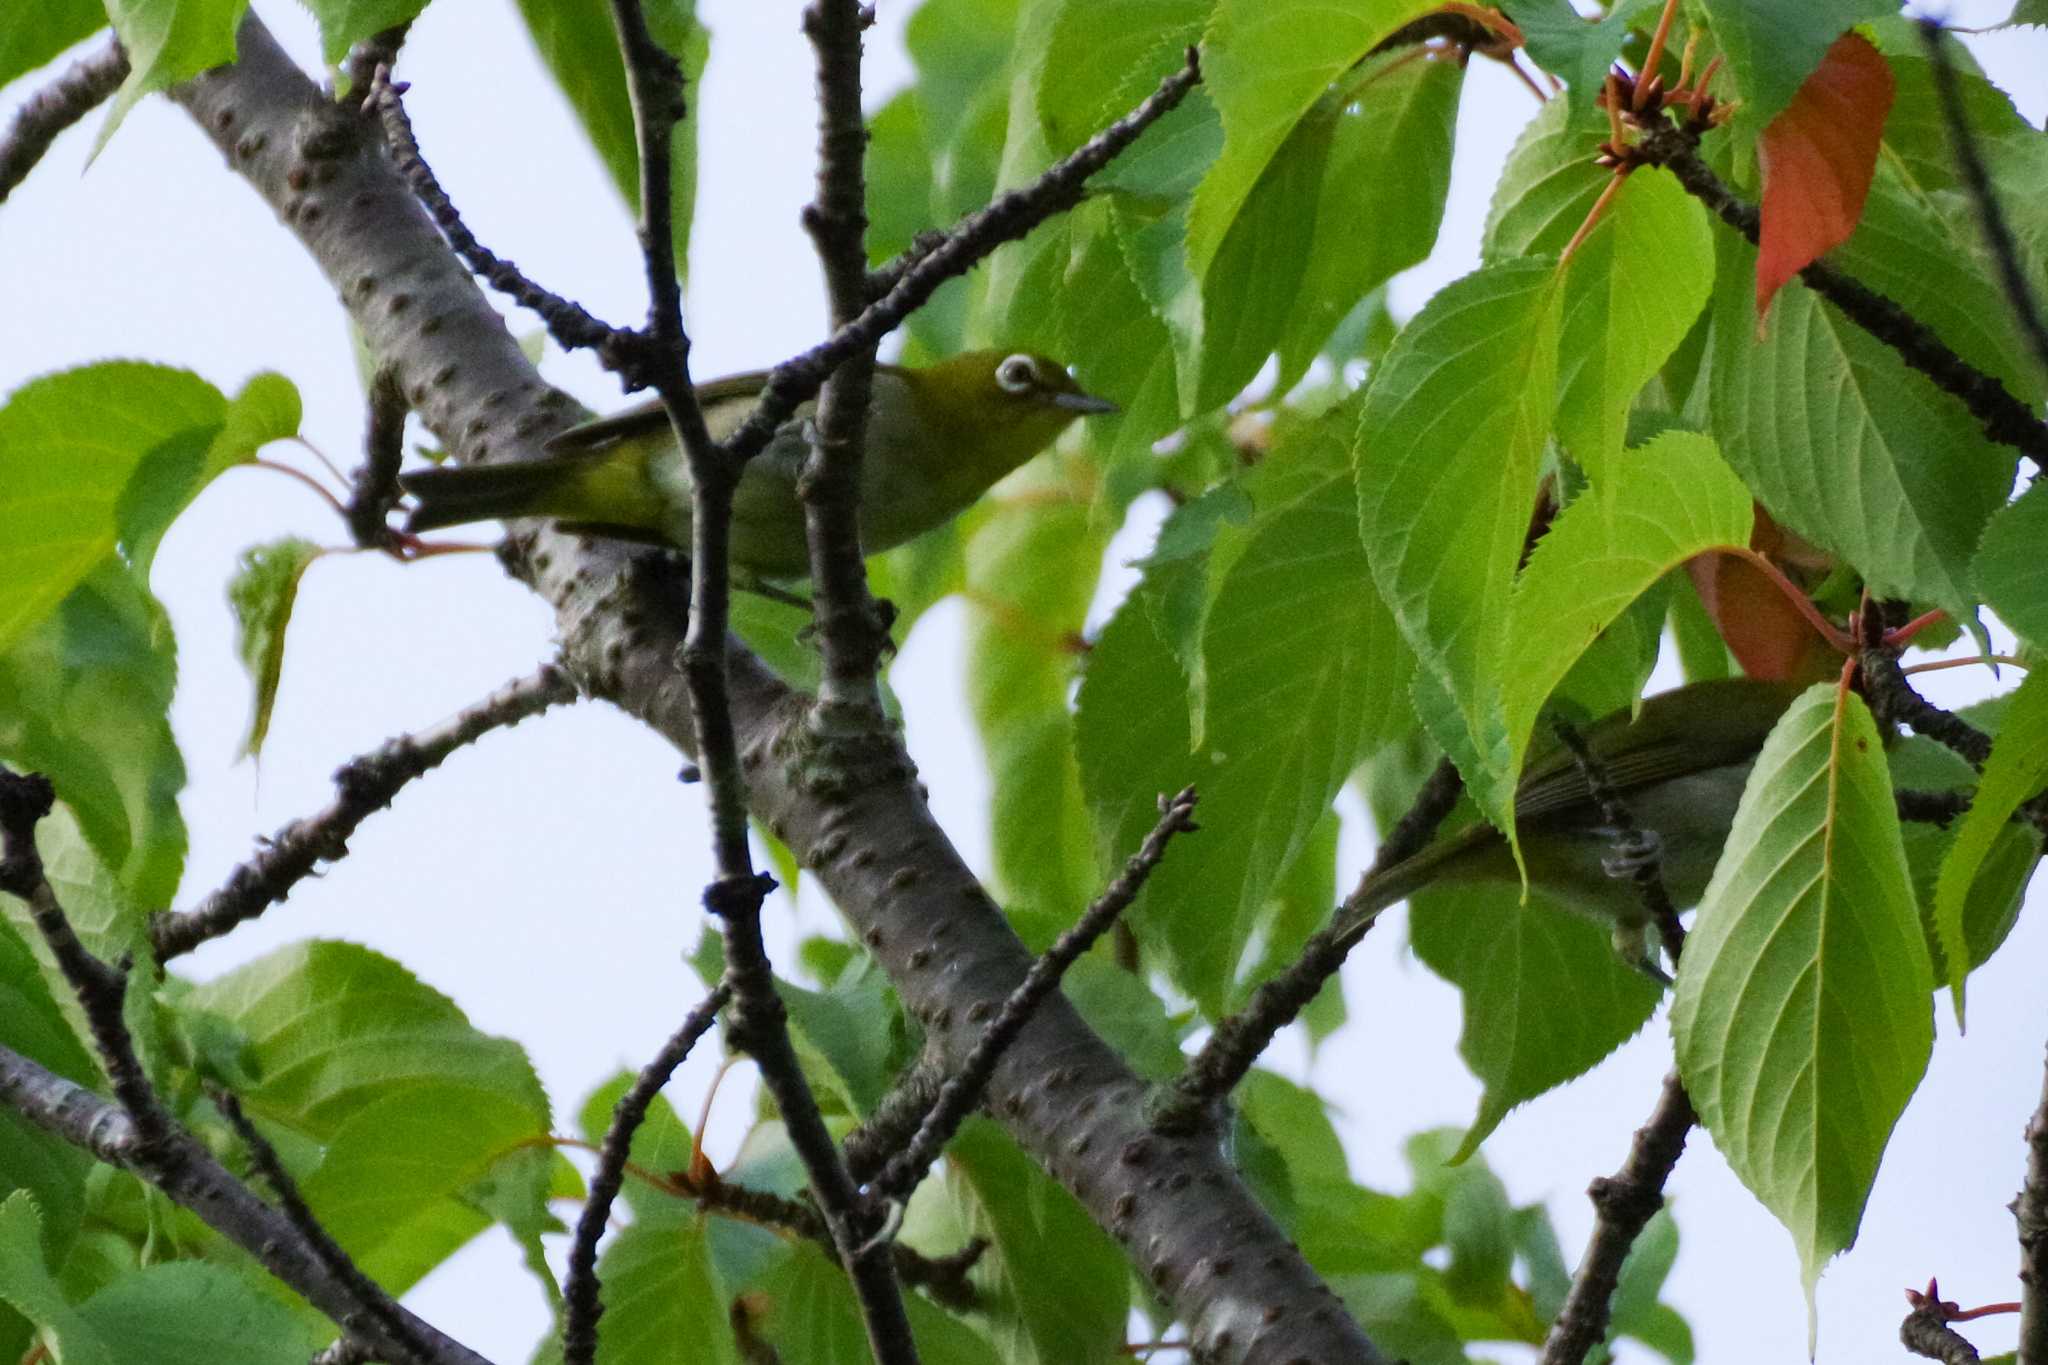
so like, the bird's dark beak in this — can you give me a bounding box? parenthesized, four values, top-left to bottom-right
(1049, 390, 1119, 415)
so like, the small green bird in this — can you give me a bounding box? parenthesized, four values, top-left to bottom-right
(1331, 677, 1804, 978)
(400, 350, 1116, 576)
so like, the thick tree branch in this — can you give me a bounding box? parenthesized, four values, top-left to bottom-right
(171, 24, 1382, 1364)
(151, 663, 578, 960)
(2020, 1042, 2048, 1365)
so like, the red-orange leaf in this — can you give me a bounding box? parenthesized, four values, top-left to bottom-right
(1754, 31, 1894, 318)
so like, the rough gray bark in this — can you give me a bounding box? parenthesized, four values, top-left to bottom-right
(169, 17, 1386, 1365)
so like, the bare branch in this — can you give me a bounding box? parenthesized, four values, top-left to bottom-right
(152, 664, 579, 960)
(345, 365, 410, 550)
(800, 0, 890, 716)
(1916, 19, 2048, 385)
(1540, 1072, 1698, 1365)
(0, 39, 128, 204)
(0, 766, 488, 1365)
(364, 68, 619, 355)
(2019, 1043, 2048, 1365)
(1159, 758, 1464, 1129)
(868, 788, 1200, 1205)
(1632, 116, 2048, 472)
(563, 982, 731, 1365)
(721, 48, 1204, 465)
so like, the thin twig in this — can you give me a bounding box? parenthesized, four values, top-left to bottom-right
(1631, 118, 2048, 472)
(0, 768, 487, 1365)
(342, 21, 411, 100)
(563, 983, 731, 1365)
(0, 769, 164, 1133)
(1539, 1072, 1698, 1365)
(346, 366, 410, 550)
(800, 0, 890, 717)
(710, 870, 918, 1363)
(0, 39, 128, 204)
(365, 68, 618, 355)
(1916, 20, 2048, 385)
(151, 664, 579, 960)
(866, 788, 1200, 1206)
(719, 48, 1203, 466)
(1859, 647, 1994, 769)
(1903, 1282, 1989, 1365)
(1157, 759, 1462, 1131)
(213, 1088, 433, 1365)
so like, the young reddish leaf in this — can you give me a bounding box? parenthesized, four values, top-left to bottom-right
(1683, 506, 1839, 684)
(1755, 32, 1894, 318)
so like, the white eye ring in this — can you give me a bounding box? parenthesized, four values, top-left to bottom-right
(995, 354, 1037, 394)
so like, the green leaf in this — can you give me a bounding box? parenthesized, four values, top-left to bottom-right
(1703, 229, 2015, 630)
(942, 1120, 1128, 1364)
(1275, 49, 1462, 391)
(1187, 0, 1435, 281)
(76, 1262, 323, 1362)
(0, 1191, 113, 1365)
(0, 363, 225, 651)
(965, 461, 1106, 920)
(747, 1241, 995, 1365)
(1672, 686, 1933, 1304)
(98, 0, 248, 153)
(1484, 98, 1715, 483)
(1558, 175, 1714, 481)
(0, 0, 106, 90)
(1869, 31, 2030, 198)
(512, 0, 706, 281)
(0, 922, 96, 1283)
(1411, 874, 1661, 1160)
(576, 1071, 695, 1222)
(1607, 1210, 1694, 1364)
(1356, 259, 1563, 838)
(297, 1081, 547, 1292)
(300, 0, 429, 68)
(1695, 0, 1896, 130)
(779, 955, 907, 1118)
(226, 537, 323, 760)
(1036, 0, 1208, 157)
(0, 563, 187, 907)
(1977, 481, 2048, 651)
(1933, 669, 2048, 1020)
(182, 942, 551, 1292)
(1503, 0, 1660, 121)
(1084, 405, 1411, 1012)
(1828, 162, 2045, 408)
(1891, 727, 2034, 989)
(1498, 432, 1753, 828)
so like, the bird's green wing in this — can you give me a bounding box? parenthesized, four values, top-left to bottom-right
(1513, 678, 1801, 825)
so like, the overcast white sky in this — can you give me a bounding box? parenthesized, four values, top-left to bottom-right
(4, 3, 2047, 1361)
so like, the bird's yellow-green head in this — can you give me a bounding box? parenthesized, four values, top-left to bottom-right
(894, 349, 1118, 477)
